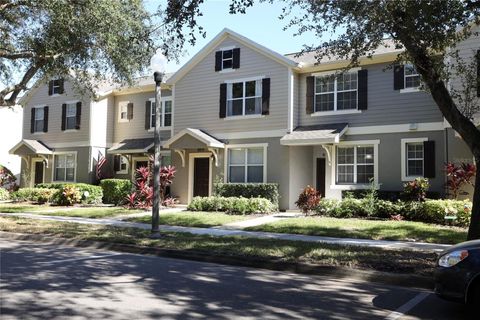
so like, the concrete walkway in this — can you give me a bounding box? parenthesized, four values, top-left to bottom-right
(0, 212, 450, 252)
(112, 206, 187, 220)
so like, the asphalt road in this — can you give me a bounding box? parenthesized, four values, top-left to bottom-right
(0, 239, 472, 320)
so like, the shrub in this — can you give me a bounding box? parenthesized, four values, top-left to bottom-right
(445, 162, 476, 199)
(187, 196, 274, 215)
(51, 185, 81, 206)
(0, 164, 17, 191)
(11, 188, 57, 204)
(403, 178, 430, 202)
(214, 183, 279, 208)
(414, 199, 472, 227)
(295, 186, 321, 214)
(315, 199, 340, 216)
(37, 183, 103, 204)
(0, 188, 10, 200)
(100, 179, 132, 205)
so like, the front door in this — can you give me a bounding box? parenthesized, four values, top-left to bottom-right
(34, 161, 44, 185)
(193, 157, 210, 197)
(316, 158, 326, 197)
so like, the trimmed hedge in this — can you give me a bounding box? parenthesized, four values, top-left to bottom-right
(342, 189, 441, 201)
(214, 183, 279, 208)
(100, 179, 133, 205)
(11, 188, 58, 204)
(36, 183, 103, 204)
(0, 188, 10, 200)
(314, 198, 472, 227)
(188, 196, 275, 215)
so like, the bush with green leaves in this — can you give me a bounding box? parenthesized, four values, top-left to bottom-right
(99, 179, 132, 205)
(410, 199, 472, 227)
(0, 188, 10, 200)
(50, 185, 81, 206)
(403, 178, 430, 202)
(37, 183, 102, 204)
(11, 188, 57, 204)
(213, 183, 279, 208)
(188, 196, 274, 215)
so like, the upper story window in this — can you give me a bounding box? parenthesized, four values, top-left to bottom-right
(215, 48, 240, 71)
(227, 80, 262, 117)
(147, 98, 172, 129)
(336, 145, 374, 184)
(404, 64, 421, 89)
(119, 102, 133, 122)
(66, 103, 77, 130)
(48, 78, 64, 95)
(53, 153, 76, 182)
(33, 107, 44, 133)
(315, 73, 358, 112)
(227, 147, 265, 183)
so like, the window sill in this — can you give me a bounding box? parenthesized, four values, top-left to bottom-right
(400, 87, 421, 93)
(330, 184, 373, 190)
(219, 68, 236, 74)
(52, 180, 76, 183)
(118, 119, 130, 123)
(116, 170, 128, 175)
(49, 93, 62, 97)
(148, 126, 172, 132)
(32, 132, 45, 135)
(224, 114, 265, 121)
(401, 175, 424, 182)
(311, 110, 362, 117)
(63, 129, 79, 133)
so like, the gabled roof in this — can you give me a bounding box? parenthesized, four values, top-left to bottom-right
(280, 123, 348, 145)
(9, 139, 52, 155)
(166, 28, 298, 85)
(107, 138, 155, 154)
(164, 128, 224, 149)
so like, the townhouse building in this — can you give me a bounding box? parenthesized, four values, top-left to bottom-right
(10, 27, 478, 210)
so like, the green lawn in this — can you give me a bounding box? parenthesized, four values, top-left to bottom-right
(128, 211, 250, 228)
(0, 203, 54, 213)
(246, 216, 467, 244)
(0, 216, 437, 276)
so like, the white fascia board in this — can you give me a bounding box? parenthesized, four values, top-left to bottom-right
(346, 122, 444, 135)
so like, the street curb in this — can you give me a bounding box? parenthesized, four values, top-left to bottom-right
(0, 231, 434, 290)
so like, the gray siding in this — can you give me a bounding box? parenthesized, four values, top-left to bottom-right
(173, 37, 290, 135)
(22, 79, 92, 147)
(297, 62, 443, 127)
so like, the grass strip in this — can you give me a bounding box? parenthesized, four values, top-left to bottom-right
(127, 211, 250, 227)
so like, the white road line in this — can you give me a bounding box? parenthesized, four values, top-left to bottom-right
(37, 253, 122, 264)
(385, 292, 430, 320)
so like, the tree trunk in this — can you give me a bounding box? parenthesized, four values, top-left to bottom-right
(467, 160, 480, 240)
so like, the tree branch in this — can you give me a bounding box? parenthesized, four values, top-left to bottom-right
(0, 62, 42, 106)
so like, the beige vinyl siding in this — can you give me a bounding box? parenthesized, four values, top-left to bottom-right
(293, 73, 300, 129)
(297, 62, 443, 127)
(113, 90, 172, 143)
(22, 79, 91, 147)
(90, 97, 112, 148)
(173, 37, 289, 135)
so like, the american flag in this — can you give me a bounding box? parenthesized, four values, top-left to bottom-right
(96, 156, 107, 180)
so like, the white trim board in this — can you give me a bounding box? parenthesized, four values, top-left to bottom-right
(346, 122, 444, 135)
(223, 143, 268, 184)
(400, 137, 428, 181)
(215, 129, 286, 140)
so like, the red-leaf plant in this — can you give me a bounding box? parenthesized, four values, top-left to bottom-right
(445, 162, 477, 199)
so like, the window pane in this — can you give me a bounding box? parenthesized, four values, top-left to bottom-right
(245, 98, 259, 115)
(150, 114, 156, 128)
(164, 100, 172, 113)
(66, 104, 76, 116)
(357, 165, 374, 183)
(55, 155, 65, 168)
(120, 111, 127, 119)
(337, 73, 357, 91)
(223, 59, 233, 69)
(34, 120, 44, 132)
(66, 116, 76, 129)
(404, 64, 417, 76)
(161, 155, 172, 166)
(405, 76, 420, 88)
(229, 166, 245, 183)
(66, 168, 75, 181)
(247, 166, 263, 183)
(229, 149, 245, 165)
(164, 114, 172, 127)
(223, 50, 232, 59)
(407, 143, 423, 159)
(337, 165, 354, 183)
(408, 160, 423, 176)
(247, 148, 263, 165)
(245, 81, 256, 97)
(35, 108, 44, 120)
(315, 76, 335, 93)
(357, 146, 374, 164)
(228, 100, 243, 116)
(337, 91, 357, 110)
(55, 168, 65, 181)
(66, 155, 75, 168)
(337, 147, 354, 164)
(315, 93, 334, 112)
(232, 83, 243, 98)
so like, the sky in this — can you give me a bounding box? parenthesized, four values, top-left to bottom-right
(146, 0, 322, 73)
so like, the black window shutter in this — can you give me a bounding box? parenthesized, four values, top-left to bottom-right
(48, 80, 53, 96)
(393, 65, 405, 90)
(423, 141, 435, 178)
(127, 102, 134, 120)
(30, 108, 35, 133)
(58, 78, 64, 94)
(262, 78, 270, 115)
(232, 48, 240, 69)
(145, 101, 151, 129)
(219, 83, 227, 118)
(215, 51, 222, 71)
(357, 70, 368, 110)
(43, 106, 49, 132)
(306, 76, 315, 114)
(75, 102, 82, 130)
(113, 155, 120, 172)
(61, 103, 66, 131)
(476, 50, 480, 97)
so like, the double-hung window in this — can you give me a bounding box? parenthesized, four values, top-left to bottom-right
(227, 80, 262, 117)
(406, 142, 424, 177)
(149, 98, 172, 128)
(336, 145, 374, 184)
(54, 153, 76, 182)
(33, 108, 44, 133)
(65, 103, 77, 130)
(315, 72, 358, 112)
(404, 64, 421, 89)
(119, 103, 128, 121)
(222, 49, 233, 69)
(228, 147, 264, 183)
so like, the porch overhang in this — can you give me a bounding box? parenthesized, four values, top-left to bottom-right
(9, 139, 53, 156)
(163, 128, 224, 149)
(280, 123, 348, 146)
(107, 138, 155, 154)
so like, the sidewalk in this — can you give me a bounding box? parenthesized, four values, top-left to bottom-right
(0, 212, 450, 252)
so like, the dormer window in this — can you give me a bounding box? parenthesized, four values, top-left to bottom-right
(48, 78, 64, 95)
(215, 48, 240, 71)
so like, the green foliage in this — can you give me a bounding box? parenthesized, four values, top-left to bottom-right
(295, 186, 321, 214)
(0, 164, 17, 191)
(188, 196, 275, 215)
(0, 188, 10, 200)
(37, 183, 102, 204)
(11, 188, 57, 204)
(51, 185, 81, 206)
(407, 199, 472, 227)
(99, 179, 132, 205)
(213, 183, 279, 208)
(403, 178, 430, 202)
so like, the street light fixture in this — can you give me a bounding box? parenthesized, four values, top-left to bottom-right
(150, 49, 167, 238)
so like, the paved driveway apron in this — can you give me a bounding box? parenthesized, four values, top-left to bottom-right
(0, 239, 468, 320)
